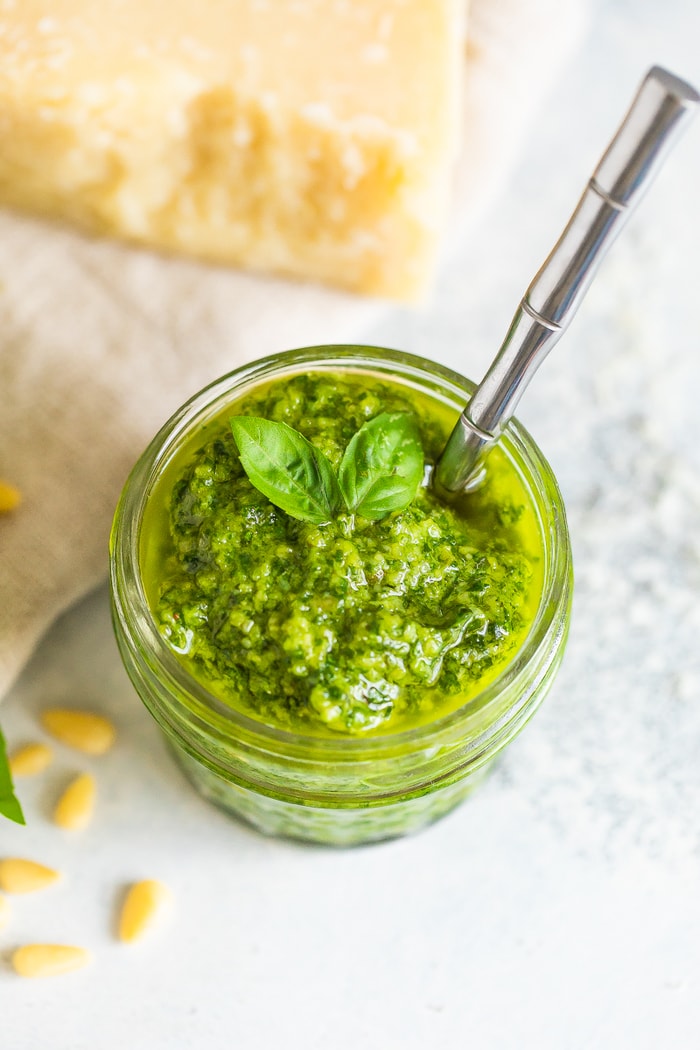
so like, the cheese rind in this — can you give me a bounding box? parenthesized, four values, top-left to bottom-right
(0, 1, 465, 298)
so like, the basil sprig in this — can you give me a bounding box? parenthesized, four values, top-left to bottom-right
(338, 412, 424, 519)
(230, 411, 423, 524)
(230, 417, 342, 525)
(0, 724, 25, 825)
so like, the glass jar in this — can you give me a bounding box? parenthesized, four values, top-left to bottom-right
(110, 345, 572, 846)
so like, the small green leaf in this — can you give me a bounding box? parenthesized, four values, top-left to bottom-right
(0, 723, 25, 825)
(230, 416, 341, 525)
(338, 411, 424, 520)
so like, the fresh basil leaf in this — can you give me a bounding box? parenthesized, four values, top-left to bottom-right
(230, 416, 341, 525)
(338, 411, 424, 520)
(0, 723, 25, 825)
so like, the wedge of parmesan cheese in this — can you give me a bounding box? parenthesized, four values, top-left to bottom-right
(0, 0, 465, 298)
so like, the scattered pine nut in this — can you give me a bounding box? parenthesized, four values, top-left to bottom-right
(0, 858, 61, 895)
(118, 880, 171, 943)
(41, 708, 116, 755)
(0, 893, 10, 929)
(9, 742, 53, 777)
(11, 944, 91, 978)
(0, 479, 21, 513)
(53, 773, 96, 831)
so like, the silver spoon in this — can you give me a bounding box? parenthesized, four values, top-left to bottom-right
(433, 66, 699, 498)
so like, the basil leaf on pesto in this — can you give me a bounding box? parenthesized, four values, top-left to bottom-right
(230, 416, 341, 525)
(0, 724, 25, 825)
(338, 411, 424, 520)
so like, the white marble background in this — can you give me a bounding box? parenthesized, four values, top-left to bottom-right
(2, 1, 699, 1046)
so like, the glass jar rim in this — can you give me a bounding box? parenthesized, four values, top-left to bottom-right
(110, 344, 572, 759)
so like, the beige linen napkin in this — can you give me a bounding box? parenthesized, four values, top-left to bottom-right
(0, 0, 586, 701)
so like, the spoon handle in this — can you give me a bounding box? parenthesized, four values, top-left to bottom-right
(434, 66, 699, 497)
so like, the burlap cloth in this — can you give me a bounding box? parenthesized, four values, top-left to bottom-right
(0, 0, 586, 701)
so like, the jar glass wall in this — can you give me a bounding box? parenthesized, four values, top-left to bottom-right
(110, 346, 573, 846)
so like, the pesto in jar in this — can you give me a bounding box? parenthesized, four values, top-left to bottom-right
(141, 372, 543, 736)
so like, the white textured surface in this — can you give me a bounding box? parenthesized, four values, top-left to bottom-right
(2, 1, 700, 1047)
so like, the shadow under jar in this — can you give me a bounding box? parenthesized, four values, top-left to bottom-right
(110, 345, 573, 846)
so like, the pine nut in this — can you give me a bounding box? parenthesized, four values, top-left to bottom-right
(0, 479, 21, 513)
(41, 708, 115, 755)
(9, 742, 53, 777)
(53, 773, 96, 831)
(11, 944, 91, 978)
(118, 880, 171, 943)
(0, 893, 10, 929)
(0, 858, 61, 894)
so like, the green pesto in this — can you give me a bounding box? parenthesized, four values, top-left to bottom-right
(141, 372, 543, 736)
